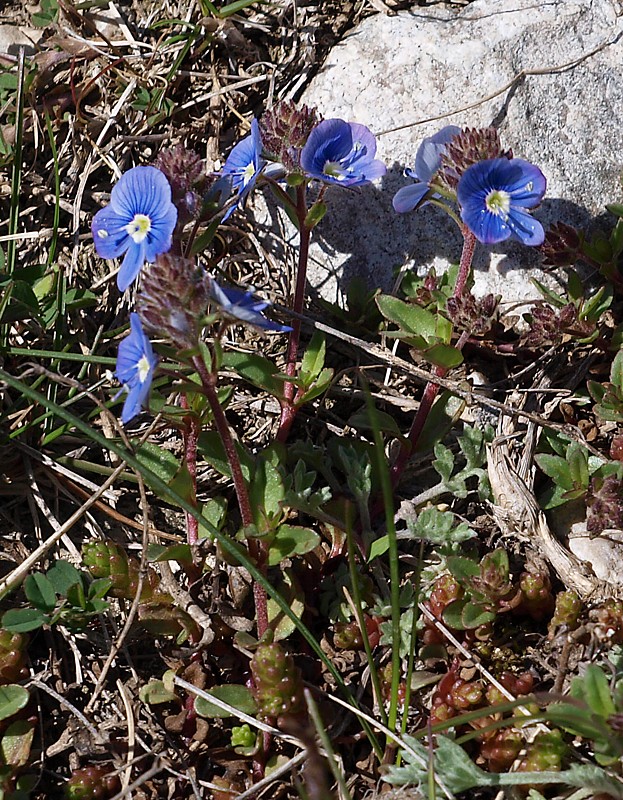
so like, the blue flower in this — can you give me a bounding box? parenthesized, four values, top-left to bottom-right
(457, 158, 546, 246)
(300, 119, 386, 187)
(221, 119, 265, 218)
(393, 125, 460, 213)
(209, 280, 292, 332)
(115, 313, 158, 424)
(92, 166, 178, 292)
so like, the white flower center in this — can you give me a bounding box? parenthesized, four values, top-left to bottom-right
(243, 162, 256, 185)
(137, 354, 152, 383)
(125, 213, 152, 243)
(485, 189, 511, 218)
(323, 160, 346, 179)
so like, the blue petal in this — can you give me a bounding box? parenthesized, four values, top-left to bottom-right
(414, 125, 461, 183)
(507, 208, 545, 246)
(393, 182, 430, 213)
(503, 159, 547, 207)
(348, 123, 378, 160)
(361, 159, 387, 181)
(117, 242, 147, 292)
(115, 313, 157, 422)
(91, 207, 131, 259)
(110, 166, 172, 220)
(300, 119, 353, 176)
(461, 203, 511, 244)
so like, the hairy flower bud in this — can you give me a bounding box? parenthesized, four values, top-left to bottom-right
(438, 127, 511, 191)
(260, 101, 321, 171)
(83, 541, 163, 602)
(446, 291, 499, 336)
(138, 253, 210, 349)
(587, 475, 623, 535)
(155, 144, 205, 225)
(540, 222, 582, 267)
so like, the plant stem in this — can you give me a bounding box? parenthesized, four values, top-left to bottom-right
(389, 228, 477, 487)
(277, 184, 311, 442)
(180, 394, 200, 548)
(193, 354, 269, 638)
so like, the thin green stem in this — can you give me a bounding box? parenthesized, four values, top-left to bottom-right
(364, 389, 401, 738)
(192, 353, 269, 638)
(345, 503, 387, 728)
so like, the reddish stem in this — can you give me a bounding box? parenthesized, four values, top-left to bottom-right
(193, 355, 269, 639)
(180, 395, 200, 547)
(388, 229, 477, 487)
(277, 184, 312, 442)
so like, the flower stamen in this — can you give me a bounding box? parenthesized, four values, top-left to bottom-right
(125, 213, 152, 243)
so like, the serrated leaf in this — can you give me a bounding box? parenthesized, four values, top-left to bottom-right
(0, 686, 29, 722)
(446, 555, 481, 584)
(24, 573, 56, 612)
(194, 685, 257, 718)
(534, 453, 574, 490)
(1, 608, 49, 633)
(267, 525, 320, 566)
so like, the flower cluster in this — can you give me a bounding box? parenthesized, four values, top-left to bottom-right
(394, 125, 546, 246)
(91, 107, 549, 425)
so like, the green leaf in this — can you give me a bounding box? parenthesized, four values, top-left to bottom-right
(267, 568, 304, 641)
(250, 453, 285, 530)
(611, 349, 623, 391)
(222, 351, 284, 397)
(23, 573, 56, 612)
(567, 269, 584, 301)
(197, 431, 252, 482)
(46, 561, 82, 596)
(461, 600, 496, 629)
(545, 701, 610, 740)
(1, 607, 49, 632)
(194, 685, 257, 718)
(442, 597, 469, 629)
(535, 453, 574, 490)
(66, 581, 86, 610)
(135, 442, 180, 484)
(417, 392, 465, 455)
(446, 555, 480, 585)
(376, 294, 437, 338)
(149, 543, 194, 564)
(0, 686, 29, 721)
(566, 442, 589, 489)
(304, 201, 327, 229)
(422, 342, 463, 368)
(573, 664, 616, 718)
(139, 679, 178, 705)
(88, 578, 112, 601)
(1, 720, 34, 767)
(267, 525, 320, 566)
(296, 366, 334, 405)
(300, 331, 326, 386)
(168, 462, 196, 507)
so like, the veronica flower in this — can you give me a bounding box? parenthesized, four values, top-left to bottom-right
(457, 158, 546, 246)
(209, 280, 292, 332)
(393, 125, 461, 213)
(221, 119, 265, 219)
(115, 313, 158, 424)
(300, 119, 386, 187)
(92, 166, 178, 292)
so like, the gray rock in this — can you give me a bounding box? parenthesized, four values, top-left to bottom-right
(0, 25, 42, 57)
(258, 0, 623, 307)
